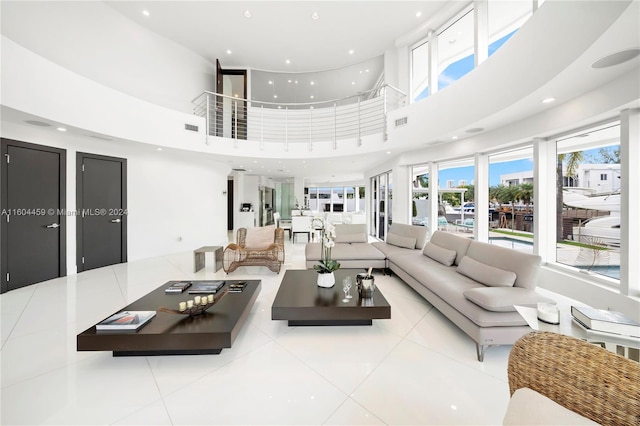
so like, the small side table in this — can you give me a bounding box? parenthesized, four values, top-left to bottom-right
(193, 246, 223, 273)
(515, 305, 640, 361)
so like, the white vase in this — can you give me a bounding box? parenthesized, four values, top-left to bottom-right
(317, 271, 335, 288)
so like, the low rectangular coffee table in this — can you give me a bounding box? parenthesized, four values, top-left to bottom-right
(272, 269, 391, 326)
(77, 280, 260, 356)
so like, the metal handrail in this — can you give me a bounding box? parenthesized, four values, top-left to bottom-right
(192, 84, 406, 147)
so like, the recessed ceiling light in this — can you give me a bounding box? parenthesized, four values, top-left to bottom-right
(273, 95, 278, 99)
(288, 79, 292, 83)
(351, 81, 355, 85)
(365, 69, 369, 73)
(268, 80, 273, 85)
(25, 120, 51, 127)
(311, 12, 319, 20)
(285, 59, 291, 64)
(416, 11, 422, 17)
(294, 80, 298, 84)
(542, 97, 556, 103)
(226, 49, 232, 54)
(56, 127, 67, 132)
(592, 48, 640, 68)
(243, 10, 252, 18)
(310, 95, 314, 99)
(310, 81, 315, 85)
(349, 49, 354, 55)
(142, 10, 150, 17)
(451, 135, 458, 140)
(156, 147, 163, 151)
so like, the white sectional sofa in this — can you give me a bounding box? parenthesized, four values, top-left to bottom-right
(305, 223, 548, 361)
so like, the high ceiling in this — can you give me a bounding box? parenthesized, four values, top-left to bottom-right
(105, 1, 449, 73)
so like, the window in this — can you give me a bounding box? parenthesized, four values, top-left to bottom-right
(411, 166, 430, 228)
(371, 171, 392, 239)
(438, 9, 475, 91)
(411, 40, 430, 102)
(439, 159, 475, 235)
(489, 147, 535, 253)
(556, 123, 621, 281)
(488, 1, 532, 57)
(600, 174, 608, 181)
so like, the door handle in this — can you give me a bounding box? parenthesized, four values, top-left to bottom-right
(45, 223, 60, 229)
(111, 218, 121, 223)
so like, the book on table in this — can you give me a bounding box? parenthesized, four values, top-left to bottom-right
(571, 306, 640, 337)
(165, 281, 192, 293)
(188, 281, 225, 294)
(96, 311, 156, 331)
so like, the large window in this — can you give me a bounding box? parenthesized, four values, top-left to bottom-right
(556, 123, 621, 281)
(411, 166, 430, 227)
(306, 186, 365, 213)
(438, 160, 475, 234)
(410, 1, 538, 103)
(371, 171, 392, 239)
(488, 1, 533, 57)
(411, 41, 430, 102)
(438, 9, 475, 91)
(489, 147, 535, 253)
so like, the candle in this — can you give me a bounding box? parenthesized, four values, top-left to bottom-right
(201, 297, 207, 305)
(187, 300, 194, 308)
(179, 302, 186, 311)
(194, 296, 201, 305)
(207, 294, 214, 303)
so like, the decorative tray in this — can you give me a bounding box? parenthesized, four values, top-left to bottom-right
(159, 288, 229, 317)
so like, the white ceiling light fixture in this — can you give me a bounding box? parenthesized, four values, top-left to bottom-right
(310, 81, 315, 85)
(310, 95, 314, 99)
(311, 12, 319, 20)
(243, 10, 252, 18)
(142, 10, 150, 17)
(451, 135, 458, 140)
(226, 49, 232, 54)
(56, 127, 67, 132)
(542, 97, 556, 103)
(416, 11, 422, 18)
(349, 49, 354, 55)
(156, 147, 163, 151)
(285, 59, 291, 64)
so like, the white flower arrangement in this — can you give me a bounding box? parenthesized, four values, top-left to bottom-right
(311, 217, 340, 273)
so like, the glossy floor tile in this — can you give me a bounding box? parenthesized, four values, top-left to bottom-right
(2, 235, 535, 425)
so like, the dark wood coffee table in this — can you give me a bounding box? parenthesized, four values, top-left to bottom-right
(77, 280, 260, 356)
(272, 269, 391, 326)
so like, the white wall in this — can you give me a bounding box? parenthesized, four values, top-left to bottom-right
(0, 1, 215, 113)
(1, 121, 231, 274)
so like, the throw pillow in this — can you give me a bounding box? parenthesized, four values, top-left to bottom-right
(463, 287, 552, 312)
(244, 225, 275, 249)
(334, 233, 367, 243)
(456, 256, 517, 287)
(386, 232, 417, 249)
(422, 242, 457, 266)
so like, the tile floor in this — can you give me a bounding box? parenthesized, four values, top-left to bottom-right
(2, 236, 523, 425)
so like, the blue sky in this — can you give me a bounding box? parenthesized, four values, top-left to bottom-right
(438, 159, 533, 188)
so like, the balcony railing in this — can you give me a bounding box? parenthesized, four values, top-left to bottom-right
(192, 85, 406, 150)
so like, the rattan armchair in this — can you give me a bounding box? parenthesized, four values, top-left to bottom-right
(223, 227, 285, 273)
(507, 331, 640, 426)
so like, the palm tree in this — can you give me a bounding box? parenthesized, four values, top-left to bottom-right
(556, 152, 583, 242)
(515, 183, 534, 212)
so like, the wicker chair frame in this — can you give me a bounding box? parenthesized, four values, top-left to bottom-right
(508, 331, 640, 426)
(223, 227, 285, 273)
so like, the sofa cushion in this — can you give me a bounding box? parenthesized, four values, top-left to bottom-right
(422, 242, 457, 266)
(428, 231, 472, 265)
(387, 223, 428, 249)
(386, 233, 417, 249)
(305, 242, 385, 261)
(244, 225, 275, 249)
(503, 388, 599, 425)
(457, 256, 517, 287)
(463, 287, 551, 312)
(334, 233, 367, 243)
(466, 241, 541, 290)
